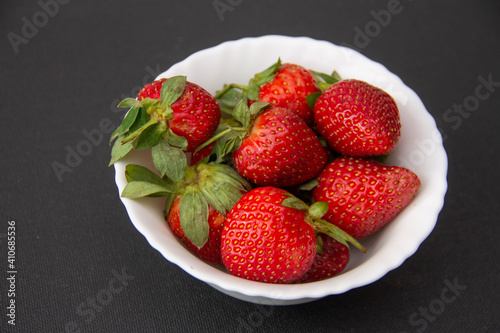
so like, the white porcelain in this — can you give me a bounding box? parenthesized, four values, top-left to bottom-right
(114, 35, 448, 305)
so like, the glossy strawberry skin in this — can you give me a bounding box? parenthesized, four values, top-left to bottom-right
(258, 63, 320, 126)
(312, 157, 421, 238)
(138, 78, 221, 152)
(314, 79, 401, 157)
(299, 234, 350, 283)
(167, 195, 225, 265)
(221, 187, 317, 284)
(233, 107, 328, 187)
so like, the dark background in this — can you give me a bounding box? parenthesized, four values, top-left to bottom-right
(1, 0, 499, 332)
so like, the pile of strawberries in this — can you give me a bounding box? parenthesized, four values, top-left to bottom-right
(110, 59, 421, 284)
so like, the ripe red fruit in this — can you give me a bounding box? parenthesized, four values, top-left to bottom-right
(299, 234, 350, 283)
(233, 106, 328, 187)
(256, 63, 320, 126)
(167, 195, 225, 265)
(314, 79, 401, 157)
(312, 156, 421, 238)
(221, 187, 317, 283)
(138, 78, 222, 152)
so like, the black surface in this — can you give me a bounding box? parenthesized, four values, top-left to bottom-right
(1, 1, 499, 332)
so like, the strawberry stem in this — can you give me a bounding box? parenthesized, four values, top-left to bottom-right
(194, 127, 246, 152)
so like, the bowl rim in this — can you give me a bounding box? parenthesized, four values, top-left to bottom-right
(114, 34, 448, 302)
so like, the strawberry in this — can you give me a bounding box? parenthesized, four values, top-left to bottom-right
(256, 62, 320, 126)
(216, 59, 320, 126)
(314, 79, 401, 157)
(299, 234, 350, 283)
(221, 186, 366, 283)
(221, 187, 317, 283)
(137, 77, 221, 152)
(110, 76, 221, 182)
(234, 106, 328, 186)
(312, 156, 421, 238)
(120, 162, 252, 265)
(198, 103, 328, 187)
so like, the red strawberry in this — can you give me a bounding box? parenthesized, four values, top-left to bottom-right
(216, 59, 320, 126)
(221, 186, 366, 283)
(110, 76, 222, 182)
(138, 77, 221, 152)
(312, 156, 421, 238)
(314, 79, 401, 157)
(221, 187, 317, 283)
(299, 234, 350, 283)
(110, 76, 221, 173)
(167, 194, 225, 265)
(232, 106, 328, 187)
(196, 103, 327, 187)
(120, 162, 252, 265)
(256, 62, 320, 126)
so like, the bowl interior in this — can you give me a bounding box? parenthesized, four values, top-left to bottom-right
(114, 35, 448, 303)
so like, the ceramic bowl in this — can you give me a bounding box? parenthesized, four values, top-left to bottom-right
(114, 35, 448, 305)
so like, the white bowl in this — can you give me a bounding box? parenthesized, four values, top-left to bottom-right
(114, 35, 448, 305)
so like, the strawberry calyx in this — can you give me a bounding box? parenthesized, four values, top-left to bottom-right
(194, 101, 271, 162)
(215, 58, 282, 114)
(121, 162, 251, 249)
(109, 76, 192, 181)
(281, 195, 367, 253)
(305, 70, 343, 110)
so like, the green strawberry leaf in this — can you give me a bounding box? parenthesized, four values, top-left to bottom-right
(223, 136, 241, 156)
(252, 58, 281, 86)
(196, 163, 249, 215)
(121, 181, 172, 199)
(164, 129, 188, 150)
(308, 201, 329, 220)
(128, 107, 149, 133)
(121, 117, 159, 144)
(198, 182, 230, 215)
(306, 92, 322, 110)
(247, 82, 260, 101)
(299, 178, 319, 191)
(159, 75, 186, 108)
(124, 164, 172, 188)
(133, 122, 166, 150)
(109, 134, 134, 165)
(151, 138, 187, 182)
(117, 98, 142, 108)
(179, 190, 209, 248)
(138, 97, 159, 110)
(313, 219, 367, 253)
(217, 86, 244, 116)
(110, 106, 141, 143)
(249, 101, 271, 118)
(281, 196, 309, 211)
(311, 70, 339, 84)
(311, 70, 342, 92)
(233, 100, 250, 128)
